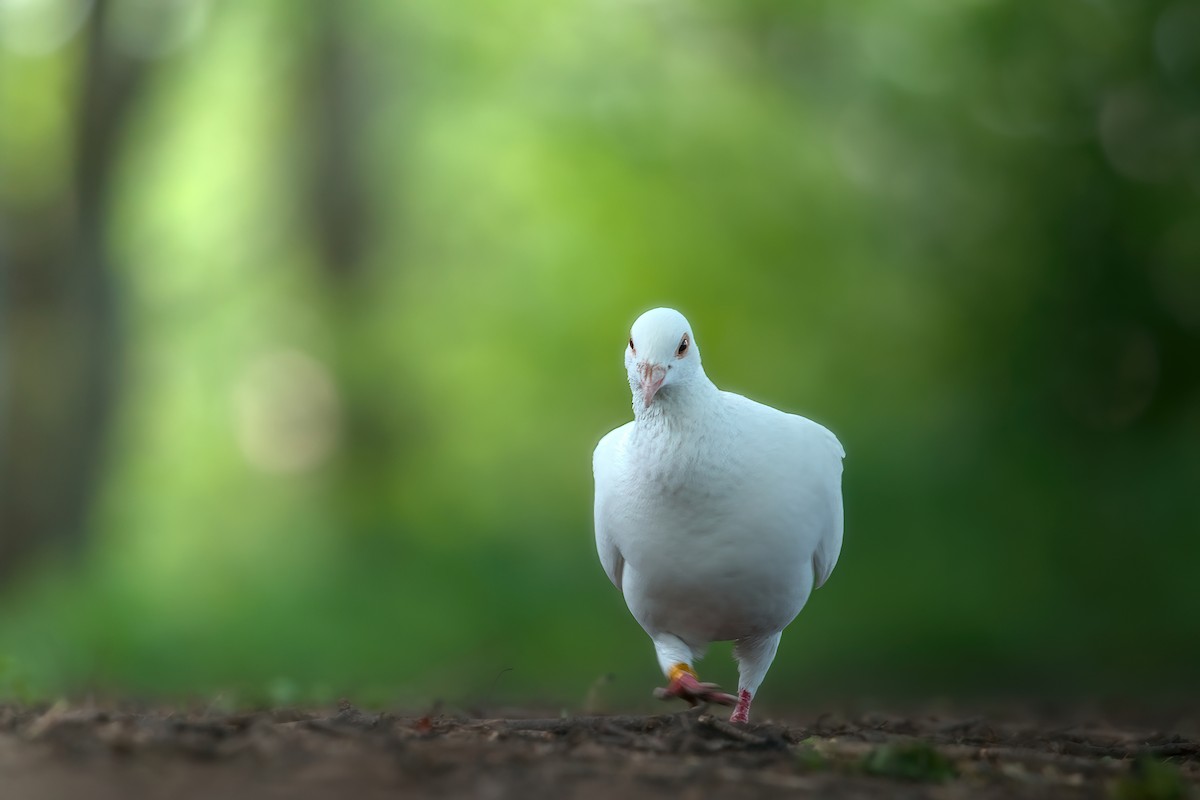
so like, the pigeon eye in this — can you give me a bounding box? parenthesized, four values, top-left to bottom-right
(628, 337, 636, 355)
(676, 334, 689, 357)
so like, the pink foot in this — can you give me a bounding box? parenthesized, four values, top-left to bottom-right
(729, 689, 752, 724)
(653, 666, 737, 707)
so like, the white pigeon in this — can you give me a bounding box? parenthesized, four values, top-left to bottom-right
(592, 307, 845, 724)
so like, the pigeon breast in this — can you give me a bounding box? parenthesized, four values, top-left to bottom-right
(594, 381, 844, 648)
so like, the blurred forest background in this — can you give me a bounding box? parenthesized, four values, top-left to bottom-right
(1, 0, 1198, 711)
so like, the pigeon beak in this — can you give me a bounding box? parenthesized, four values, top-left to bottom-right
(638, 362, 668, 408)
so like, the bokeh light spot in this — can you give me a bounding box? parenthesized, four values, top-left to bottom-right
(0, 0, 92, 56)
(232, 349, 342, 474)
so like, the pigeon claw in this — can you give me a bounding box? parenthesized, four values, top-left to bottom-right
(653, 670, 737, 707)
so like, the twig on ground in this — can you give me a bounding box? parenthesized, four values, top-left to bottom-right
(696, 714, 769, 746)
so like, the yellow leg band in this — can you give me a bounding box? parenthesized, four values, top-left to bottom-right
(668, 663, 697, 683)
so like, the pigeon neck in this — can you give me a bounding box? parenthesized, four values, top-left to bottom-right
(632, 375, 718, 428)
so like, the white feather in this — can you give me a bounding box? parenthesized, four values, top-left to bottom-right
(593, 308, 845, 703)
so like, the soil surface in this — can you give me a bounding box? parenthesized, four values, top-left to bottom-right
(1, 701, 1197, 799)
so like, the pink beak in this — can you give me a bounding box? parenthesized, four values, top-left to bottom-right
(638, 362, 667, 408)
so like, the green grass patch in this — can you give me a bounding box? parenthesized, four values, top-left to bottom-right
(1112, 757, 1190, 800)
(861, 741, 957, 783)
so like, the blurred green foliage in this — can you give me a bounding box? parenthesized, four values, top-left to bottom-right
(0, 0, 1198, 709)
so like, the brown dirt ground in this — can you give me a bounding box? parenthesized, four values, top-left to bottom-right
(1, 701, 1197, 799)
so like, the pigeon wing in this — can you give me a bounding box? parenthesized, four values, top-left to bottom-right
(592, 423, 630, 592)
(809, 423, 845, 589)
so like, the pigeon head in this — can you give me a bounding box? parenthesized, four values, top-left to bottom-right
(625, 307, 706, 410)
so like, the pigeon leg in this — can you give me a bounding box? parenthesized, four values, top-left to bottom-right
(730, 689, 753, 723)
(649, 634, 736, 707)
(730, 632, 781, 723)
